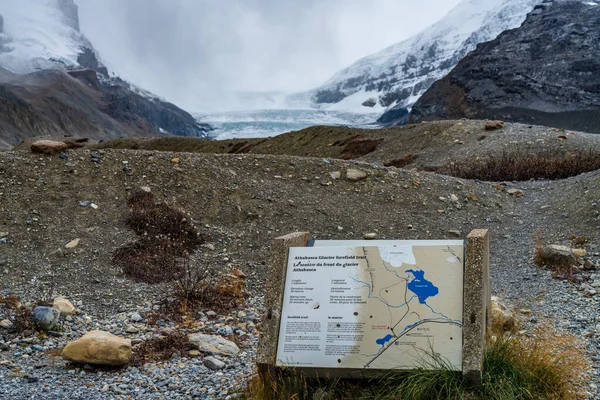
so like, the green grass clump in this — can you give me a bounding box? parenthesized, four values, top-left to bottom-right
(244, 322, 589, 400)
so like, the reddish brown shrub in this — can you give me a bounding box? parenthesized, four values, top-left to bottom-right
(441, 149, 600, 181)
(130, 331, 190, 365)
(112, 190, 203, 284)
(384, 154, 418, 168)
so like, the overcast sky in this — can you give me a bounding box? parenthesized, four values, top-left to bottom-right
(78, 0, 461, 110)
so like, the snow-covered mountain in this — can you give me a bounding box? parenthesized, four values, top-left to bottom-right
(0, 0, 102, 73)
(309, 0, 542, 122)
(0, 0, 211, 144)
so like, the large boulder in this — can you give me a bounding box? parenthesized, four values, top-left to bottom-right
(62, 330, 131, 366)
(538, 245, 577, 266)
(31, 306, 60, 331)
(31, 140, 68, 155)
(188, 333, 239, 356)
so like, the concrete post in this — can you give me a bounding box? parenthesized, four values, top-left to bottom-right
(257, 232, 310, 376)
(462, 229, 491, 386)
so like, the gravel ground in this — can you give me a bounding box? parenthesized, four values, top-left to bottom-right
(1, 136, 600, 398)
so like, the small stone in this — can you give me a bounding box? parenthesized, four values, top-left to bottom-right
(203, 243, 215, 251)
(0, 319, 13, 329)
(450, 194, 459, 202)
(171, 158, 180, 164)
(329, 171, 341, 180)
(90, 203, 98, 210)
(506, 189, 525, 197)
(31, 306, 60, 332)
(53, 297, 76, 316)
(188, 350, 200, 357)
(346, 169, 368, 182)
(140, 186, 151, 193)
(188, 333, 239, 356)
(231, 268, 246, 279)
(203, 356, 225, 370)
(572, 248, 587, 258)
(62, 331, 131, 366)
(485, 120, 505, 130)
(364, 233, 377, 240)
(125, 325, 139, 334)
(65, 239, 80, 249)
(585, 289, 597, 298)
(584, 260, 596, 271)
(130, 313, 143, 322)
(206, 311, 217, 318)
(0, 232, 7, 238)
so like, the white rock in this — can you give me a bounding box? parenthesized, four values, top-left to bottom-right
(53, 297, 76, 316)
(65, 239, 80, 249)
(188, 333, 239, 356)
(0, 319, 13, 329)
(346, 169, 368, 182)
(130, 313, 143, 322)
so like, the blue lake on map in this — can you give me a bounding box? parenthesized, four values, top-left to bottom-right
(376, 334, 393, 348)
(406, 270, 439, 304)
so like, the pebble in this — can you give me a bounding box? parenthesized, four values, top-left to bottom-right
(204, 356, 226, 370)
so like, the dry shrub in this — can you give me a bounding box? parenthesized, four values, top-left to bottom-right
(340, 139, 383, 160)
(441, 149, 600, 181)
(384, 154, 418, 168)
(112, 240, 185, 284)
(112, 190, 203, 284)
(177, 262, 248, 313)
(0, 295, 33, 335)
(130, 331, 189, 366)
(484, 322, 590, 400)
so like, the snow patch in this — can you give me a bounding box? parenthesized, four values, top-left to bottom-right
(0, 0, 90, 73)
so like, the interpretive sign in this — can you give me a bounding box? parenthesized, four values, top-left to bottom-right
(275, 241, 464, 371)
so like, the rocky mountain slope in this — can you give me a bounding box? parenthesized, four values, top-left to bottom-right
(90, 120, 600, 173)
(309, 0, 541, 120)
(409, 1, 600, 132)
(0, 0, 211, 146)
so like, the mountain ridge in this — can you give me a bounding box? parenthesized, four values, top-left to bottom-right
(307, 0, 541, 121)
(0, 0, 211, 145)
(408, 0, 600, 133)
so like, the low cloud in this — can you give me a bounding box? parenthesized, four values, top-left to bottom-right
(78, 0, 460, 110)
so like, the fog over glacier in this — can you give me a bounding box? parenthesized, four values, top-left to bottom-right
(76, 0, 460, 111)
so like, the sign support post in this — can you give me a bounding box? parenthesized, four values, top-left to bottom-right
(462, 229, 491, 386)
(257, 231, 310, 378)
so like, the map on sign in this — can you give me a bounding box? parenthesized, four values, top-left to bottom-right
(276, 242, 464, 371)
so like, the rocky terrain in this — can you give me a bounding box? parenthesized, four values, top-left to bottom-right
(409, 1, 600, 132)
(2, 120, 600, 398)
(92, 119, 600, 172)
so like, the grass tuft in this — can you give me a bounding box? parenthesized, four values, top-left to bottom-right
(244, 322, 589, 400)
